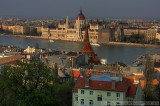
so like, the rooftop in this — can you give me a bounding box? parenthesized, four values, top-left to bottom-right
(90, 74, 121, 82)
(73, 74, 140, 97)
(0, 55, 23, 65)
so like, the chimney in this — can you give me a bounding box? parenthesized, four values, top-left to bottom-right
(119, 73, 123, 82)
(111, 80, 116, 90)
(80, 69, 85, 78)
(80, 71, 84, 78)
(85, 77, 89, 87)
(84, 70, 89, 87)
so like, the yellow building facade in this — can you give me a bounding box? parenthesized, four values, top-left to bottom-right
(42, 10, 102, 43)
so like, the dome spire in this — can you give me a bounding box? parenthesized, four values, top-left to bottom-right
(80, 8, 82, 14)
(76, 8, 85, 20)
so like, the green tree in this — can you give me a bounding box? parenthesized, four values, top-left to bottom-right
(0, 60, 53, 105)
(53, 63, 58, 83)
(0, 60, 73, 106)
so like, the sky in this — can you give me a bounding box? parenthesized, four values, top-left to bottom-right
(0, 0, 160, 19)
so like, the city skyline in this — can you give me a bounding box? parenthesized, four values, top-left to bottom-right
(0, 0, 160, 19)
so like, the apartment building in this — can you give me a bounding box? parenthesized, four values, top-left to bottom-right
(72, 74, 143, 106)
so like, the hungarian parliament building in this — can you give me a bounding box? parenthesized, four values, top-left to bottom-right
(42, 10, 106, 43)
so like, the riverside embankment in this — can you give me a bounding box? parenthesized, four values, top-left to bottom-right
(1, 34, 159, 48)
(105, 42, 160, 48)
(0, 34, 160, 65)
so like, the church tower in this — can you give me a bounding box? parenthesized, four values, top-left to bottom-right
(82, 25, 94, 55)
(82, 25, 100, 65)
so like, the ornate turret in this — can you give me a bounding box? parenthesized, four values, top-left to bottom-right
(65, 16, 69, 29)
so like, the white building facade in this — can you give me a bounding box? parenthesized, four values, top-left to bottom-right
(72, 75, 143, 106)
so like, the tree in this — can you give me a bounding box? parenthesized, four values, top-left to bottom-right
(143, 58, 159, 101)
(53, 63, 58, 83)
(0, 60, 53, 105)
(0, 60, 73, 106)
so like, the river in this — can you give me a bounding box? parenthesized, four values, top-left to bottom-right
(0, 35, 160, 65)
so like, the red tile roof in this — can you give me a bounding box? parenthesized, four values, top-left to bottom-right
(72, 69, 122, 79)
(126, 84, 138, 97)
(93, 55, 100, 63)
(73, 77, 129, 92)
(124, 75, 144, 84)
(73, 71, 80, 78)
(73, 75, 141, 97)
(82, 26, 94, 55)
(73, 77, 85, 92)
(0, 55, 23, 65)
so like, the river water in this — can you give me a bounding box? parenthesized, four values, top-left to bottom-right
(0, 35, 160, 65)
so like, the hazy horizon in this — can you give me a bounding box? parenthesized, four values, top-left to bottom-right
(0, 0, 160, 19)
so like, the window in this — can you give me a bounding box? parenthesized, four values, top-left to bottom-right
(81, 90, 84, 94)
(75, 96, 78, 101)
(97, 95, 102, 101)
(107, 92, 111, 96)
(90, 91, 93, 95)
(128, 99, 133, 106)
(116, 102, 120, 106)
(107, 101, 111, 106)
(116, 93, 120, 97)
(89, 100, 93, 106)
(81, 99, 84, 105)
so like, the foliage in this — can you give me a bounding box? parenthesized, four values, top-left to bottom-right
(117, 62, 126, 67)
(143, 59, 159, 101)
(0, 29, 13, 34)
(127, 34, 145, 43)
(53, 63, 58, 82)
(0, 60, 73, 106)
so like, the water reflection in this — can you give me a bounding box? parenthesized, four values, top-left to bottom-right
(0, 35, 160, 65)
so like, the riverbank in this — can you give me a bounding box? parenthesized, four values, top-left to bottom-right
(1, 34, 160, 48)
(104, 42, 160, 48)
(0, 33, 47, 39)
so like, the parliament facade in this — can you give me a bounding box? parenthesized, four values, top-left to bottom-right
(42, 10, 104, 43)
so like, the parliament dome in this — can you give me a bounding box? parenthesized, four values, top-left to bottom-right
(76, 10, 85, 20)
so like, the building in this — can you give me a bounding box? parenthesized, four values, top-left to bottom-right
(1, 24, 15, 32)
(24, 46, 36, 54)
(121, 27, 158, 43)
(156, 32, 160, 41)
(42, 10, 103, 43)
(12, 25, 27, 34)
(0, 55, 23, 72)
(81, 25, 100, 65)
(144, 28, 157, 42)
(98, 28, 110, 43)
(72, 73, 143, 106)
